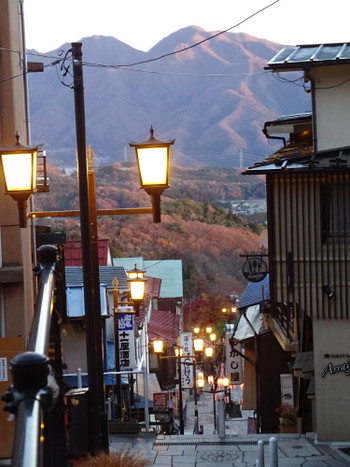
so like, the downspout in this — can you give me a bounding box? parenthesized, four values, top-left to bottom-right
(305, 70, 317, 151)
(262, 123, 286, 146)
(19, 0, 38, 309)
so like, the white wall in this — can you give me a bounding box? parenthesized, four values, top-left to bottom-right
(312, 65, 350, 151)
(313, 319, 350, 442)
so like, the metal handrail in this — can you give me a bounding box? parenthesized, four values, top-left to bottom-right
(6, 245, 58, 467)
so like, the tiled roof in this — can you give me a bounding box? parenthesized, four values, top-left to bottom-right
(245, 145, 350, 173)
(238, 274, 269, 309)
(65, 266, 128, 290)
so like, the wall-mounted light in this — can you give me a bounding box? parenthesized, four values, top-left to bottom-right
(0, 133, 38, 227)
(130, 126, 175, 223)
(323, 284, 336, 300)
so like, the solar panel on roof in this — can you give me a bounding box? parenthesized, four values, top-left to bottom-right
(267, 43, 350, 67)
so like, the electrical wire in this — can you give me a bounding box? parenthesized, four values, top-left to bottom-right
(90, 0, 281, 69)
(0, 1, 280, 83)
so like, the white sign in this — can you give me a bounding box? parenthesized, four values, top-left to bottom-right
(280, 373, 294, 406)
(180, 332, 194, 389)
(225, 333, 243, 385)
(118, 306, 136, 371)
(0, 358, 8, 382)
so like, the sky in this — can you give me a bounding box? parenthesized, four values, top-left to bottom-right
(24, 0, 350, 54)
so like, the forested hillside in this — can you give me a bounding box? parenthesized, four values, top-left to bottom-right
(35, 163, 264, 303)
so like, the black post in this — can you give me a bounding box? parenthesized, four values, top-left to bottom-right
(213, 392, 217, 431)
(113, 311, 123, 418)
(193, 362, 199, 434)
(177, 349, 184, 435)
(71, 42, 108, 454)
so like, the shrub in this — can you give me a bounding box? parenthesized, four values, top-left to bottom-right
(275, 403, 297, 429)
(74, 449, 150, 467)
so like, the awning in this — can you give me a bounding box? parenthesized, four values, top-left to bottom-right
(292, 351, 314, 379)
(233, 305, 264, 342)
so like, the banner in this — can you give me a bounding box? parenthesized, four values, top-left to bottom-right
(225, 333, 243, 385)
(118, 306, 136, 371)
(180, 332, 194, 388)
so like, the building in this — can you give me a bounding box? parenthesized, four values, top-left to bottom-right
(244, 43, 350, 442)
(0, 2, 39, 457)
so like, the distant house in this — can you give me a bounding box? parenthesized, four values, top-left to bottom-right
(244, 43, 350, 442)
(62, 248, 183, 418)
(64, 238, 112, 266)
(113, 257, 183, 330)
(113, 257, 183, 391)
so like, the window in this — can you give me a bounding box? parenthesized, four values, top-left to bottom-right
(321, 182, 350, 242)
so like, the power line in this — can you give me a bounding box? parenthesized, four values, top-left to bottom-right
(0, 1, 280, 83)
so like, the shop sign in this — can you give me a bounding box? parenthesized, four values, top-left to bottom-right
(240, 249, 268, 283)
(180, 332, 194, 389)
(280, 373, 294, 406)
(225, 333, 243, 385)
(322, 360, 350, 377)
(118, 306, 136, 371)
(153, 392, 169, 411)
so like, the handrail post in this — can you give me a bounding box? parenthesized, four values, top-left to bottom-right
(3, 352, 51, 467)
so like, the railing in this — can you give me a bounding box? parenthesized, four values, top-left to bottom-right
(2, 245, 61, 467)
(273, 302, 297, 340)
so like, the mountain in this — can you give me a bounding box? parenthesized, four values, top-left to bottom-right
(27, 27, 310, 169)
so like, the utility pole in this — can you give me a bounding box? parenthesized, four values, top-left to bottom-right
(71, 42, 108, 454)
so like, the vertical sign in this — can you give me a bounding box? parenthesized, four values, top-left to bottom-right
(225, 333, 243, 385)
(118, 306, 136, 371)
(0, 358, 7, 382)
(280, 373, 294, 406)
(180, 332, 194, 388)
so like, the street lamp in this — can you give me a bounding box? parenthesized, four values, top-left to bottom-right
(151, 338, 165, 354)
(193, 336, 204, 353)
(209, 332, 216, 343)
(204, 346, 214, 358)
(0, 133, 38, 227)
(127, 265, 148, 316)
(130, 126, 175, 223)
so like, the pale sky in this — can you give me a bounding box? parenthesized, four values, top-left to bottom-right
(24, 0, 350, 54)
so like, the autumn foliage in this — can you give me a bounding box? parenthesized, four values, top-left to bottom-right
(34, 163, 263, 305)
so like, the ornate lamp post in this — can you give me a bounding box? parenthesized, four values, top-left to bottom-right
(0, 133, 38, 227)
(130, 126, 174, 223)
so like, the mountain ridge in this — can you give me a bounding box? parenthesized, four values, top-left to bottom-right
(27, 27, 310, 169)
